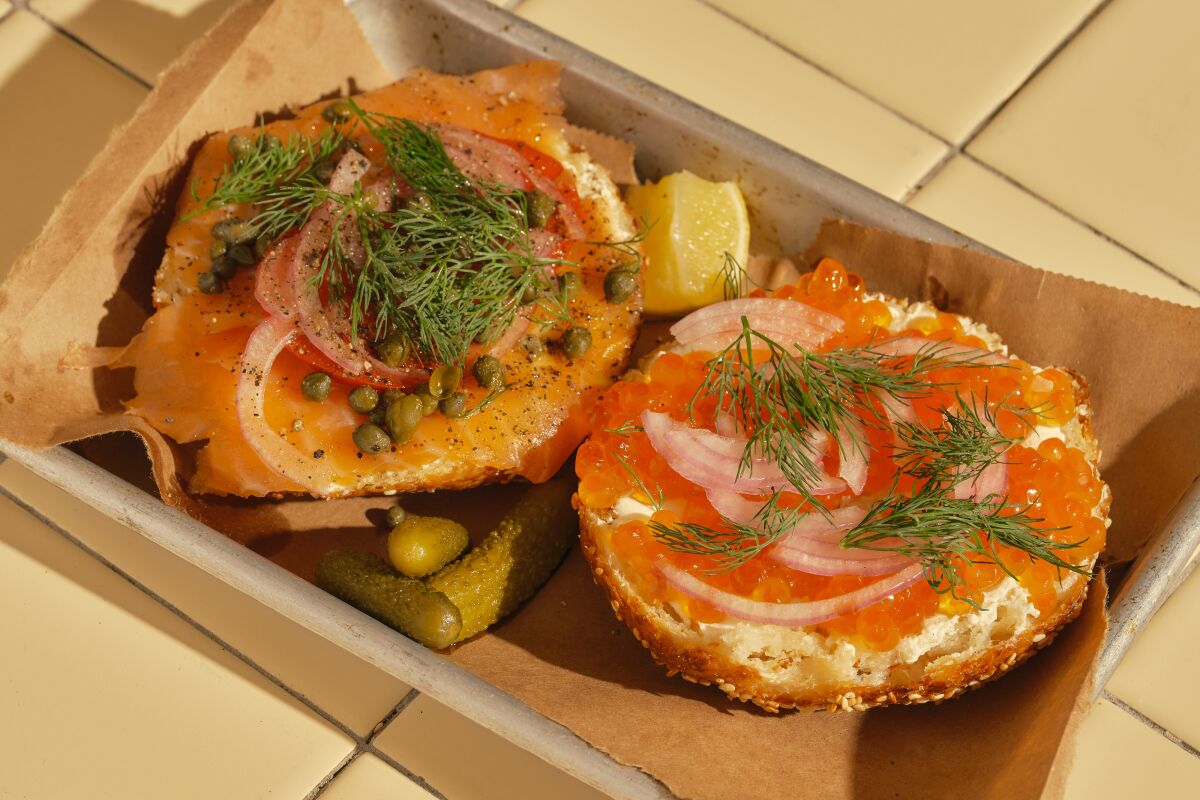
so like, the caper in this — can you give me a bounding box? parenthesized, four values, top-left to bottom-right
(427, 364, 462, 399)
(253, 235, 271, 259)
(197, 271, 222, 295)
(561, 326, 592, 360)
(439, 391, 468, 418)
(367, 404, 388, 427)
(301, 372, 333, 402)
(519, 283, 539, 305)
(385, 505, 407, 529)
(375, 336, 409, 368)
(473, 355, 504, 390)
(558, 270, 581, 298)
(322, 99, 354, 123)
(210, 238, 228, 259)
(604, 268, 636, 303)
(260, 133, 281, 150)
(212, 218, 256, 245)
(386, 394, 425, 443)
(520, 334, 545, 355)
(348, 385, 379, 414)
(353, 423, 392, 454)
(228, 243, 256, 266)
(313, 159, 335, 183)
(526, 190, 557, 228)
(227, 134, 256, 162)
(381, 389, 406, 406)
(413, 385, 439, 416)
(210, 255, 237, 280)
(407, 192, 433, 212)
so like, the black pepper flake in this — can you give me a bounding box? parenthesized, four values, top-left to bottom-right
(313, 450, 325, 459)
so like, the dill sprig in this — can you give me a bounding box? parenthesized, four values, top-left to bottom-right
(612, 452, 664, 511)
(890, 392, 1018, 487)
(840, 485, 1089, 604)
(603, 419, 644, 438)
(649, 494, 800, 573)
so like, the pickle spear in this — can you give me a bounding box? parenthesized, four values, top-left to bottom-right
(428, 474, 578, 641)
(388, 515, 470, 578)
(316, 550, 462, 649)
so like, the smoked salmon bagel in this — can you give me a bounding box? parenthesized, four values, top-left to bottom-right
(575, 259, 1108, 711)
(116, 61, 641, 498)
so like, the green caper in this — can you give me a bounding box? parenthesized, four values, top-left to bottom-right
(313, 159, 335, 183)
(375, 336, 409, 368)
(210, 238, 228, 259)
(367, 404, 388, 427)
(210, 255, 237, 280)
(385, 394, 424, 443)
(439, 391, 468, 418)
(414, 385, 439, 416)
(385, 505, 407, 529)
(473, 355, 504, 390)
(353, 423, 391, 454)
(387, 515, 470, 578)
(526, 190, 557, 228)
(253, 235, 271, 259)
(407, 192, 433, 212)
(561, 326, 592, 360)
(520, 334, 545, 355)
(260, 133, 281, 150)
(427, 364, 462, 399)
(558, 270, 581, 298)
(228, 244, 256, 265)
(322, 99, 354, 123)
(519, 283, 539, 305)
(212, 218, 256, 245)
(381, 389, 406, 406)
(197, 271, 222, 294)
(301, 372, 333, 402)
(227, 134, 256, 161)
(348, 385, 380, 414)
(604, 268, 637, 303)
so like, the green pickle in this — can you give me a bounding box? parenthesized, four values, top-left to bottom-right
(387, 515, 469, 578)
(316, 551, 462, 649)
(427, 475, 578, 641)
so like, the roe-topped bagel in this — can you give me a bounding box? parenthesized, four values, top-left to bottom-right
(575, 258, 1108, 712)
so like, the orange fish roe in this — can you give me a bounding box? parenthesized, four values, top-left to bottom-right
(576, 259, 1106, 651)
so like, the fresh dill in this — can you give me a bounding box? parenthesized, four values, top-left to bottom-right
(603, 419, 644, 438)
(840, 485, 1088, 604)
(649, 494, 799, 574)
(718, 250, 751, 300)
(889, 392, 1018, 488)
(612, 452, 664, 511)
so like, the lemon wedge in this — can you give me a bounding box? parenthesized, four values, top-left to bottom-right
(625, 171, 750, 316)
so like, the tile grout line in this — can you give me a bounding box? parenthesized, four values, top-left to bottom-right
(0, 483, 368, 746)
(367, 687, 422, 741)
(11, 0, 152, 90)
(1102, 691, 1200, 759)
(355, 688, 452, 800)
(303, 746, 364, 800)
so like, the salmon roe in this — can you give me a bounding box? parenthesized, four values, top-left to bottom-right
(577, 259, 1106, 651)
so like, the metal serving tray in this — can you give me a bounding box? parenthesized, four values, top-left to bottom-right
(3, 0, 1198, 796)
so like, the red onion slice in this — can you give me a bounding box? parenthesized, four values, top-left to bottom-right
(642, 411, 845, 496)
(235, 316, 341, 494)
(658, 562, 923, 626)
(953, 459, 1009, 501)
(254, 234, 300, 320)
(871, 335, 1010, 366)
(769, 546, 915, 577)
(670, 298, 843, 354)
(835, 419, 869, 495)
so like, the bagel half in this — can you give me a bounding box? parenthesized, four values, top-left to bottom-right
(576, 292, 1109, 712)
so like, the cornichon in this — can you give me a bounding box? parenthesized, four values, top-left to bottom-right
(316, 550, 462, 649)
(427, 474, 578, 641)
(387, 515, 470, 578)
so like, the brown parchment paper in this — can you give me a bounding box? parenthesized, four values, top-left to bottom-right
(1, 0, 1198, 796)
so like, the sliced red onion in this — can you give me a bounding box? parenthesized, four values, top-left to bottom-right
(768, 546, 916, 577)
(658, 562, 923, 627)
(642, 411, 845, 496)
(835, 418, 869, 495)
(254, 234, 300, 320)
(871, 335, 1010, 366)
(235, 316, 340, 494)
(433, 123, 587, 240)
(670, 298, 843, 354)
(953, 459, 1009, 501)
(879, 392, 917, 426)
(484, 312, 530, 358)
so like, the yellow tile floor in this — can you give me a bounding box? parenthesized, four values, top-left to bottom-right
(0, 0, 1197, 796)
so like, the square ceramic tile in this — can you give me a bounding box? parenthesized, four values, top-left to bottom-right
(705, 0, 1102, 142)
(1105, 564, 1200, 749)
(1063, 699, 1200, 799)
(518, 0, 946, 200)
(968, 0, 1200, 286)
(0, 459, 413, 735)
(374, 694, 609, 799)
(0, 11, 146, 279)
(908, 156, 1200, 306)
(0, 494, 354, 799)
(30, 0, 236, 84)
(319, 752, 435, 800)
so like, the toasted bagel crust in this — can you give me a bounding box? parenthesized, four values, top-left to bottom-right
(576, 297, 1108, 712)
